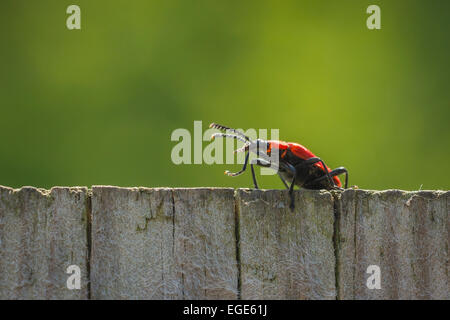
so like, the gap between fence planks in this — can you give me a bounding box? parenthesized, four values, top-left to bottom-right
(0, 185, 448, 300)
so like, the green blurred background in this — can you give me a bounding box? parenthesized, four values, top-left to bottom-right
(0, 0, 449, 190)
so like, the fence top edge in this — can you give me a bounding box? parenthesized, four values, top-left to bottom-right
(0, 185, 89, 195)
(0, 185, 448, 195)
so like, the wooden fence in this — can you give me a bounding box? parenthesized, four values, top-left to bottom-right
(0, 186, 448, 299)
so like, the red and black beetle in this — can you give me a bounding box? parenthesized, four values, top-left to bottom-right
(210, 123, 348, 210)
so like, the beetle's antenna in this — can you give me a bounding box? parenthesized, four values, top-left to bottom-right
(209, 123, 251, 141)
(211, 133, 248, 144)
(234, 143, 249, 153)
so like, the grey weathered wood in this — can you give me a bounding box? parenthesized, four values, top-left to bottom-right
(1, 185, 448, 300)
(0, 186, 89, 299)
(236, 189, 336, 299)
(91, 187, 238, 299)
(336, 189, 449, 299)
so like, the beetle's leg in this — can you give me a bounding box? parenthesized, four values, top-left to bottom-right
(306, 166, 348, 189)
(251, 158, 272, 167)
(281, 161, 296, 174)
(290, 157, 334, 188)
(249, 158, 272, 189)
(284, 158, 332, 211)
(276, 162, 297, 210)
(225, 152, 249, 176)
(334, 167, 349, 189)
(278, 173, 289, 189)
(250, 164, 258, 189)
(250, 158, 287, 190)
(288, 173, 297, 211)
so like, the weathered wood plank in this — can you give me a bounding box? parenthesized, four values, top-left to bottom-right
(90, 186, 174, 299)
(236, 189, 336, 300)
(0, 186, 89, 299)
(90, 187, 238, 299)
(337, 190, 449, 299)
(1, 185, 448, 300)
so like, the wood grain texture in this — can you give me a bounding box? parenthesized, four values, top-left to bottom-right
(337, 189, 449, 299)
(1, 185, 448, 300)
(90, 187, 238, 299)
(236, 189, 336, 299)
(0, 186, 89, 299)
